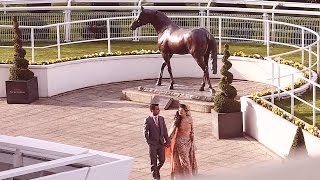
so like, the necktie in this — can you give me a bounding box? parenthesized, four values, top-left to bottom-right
(154, 116, 159, 127)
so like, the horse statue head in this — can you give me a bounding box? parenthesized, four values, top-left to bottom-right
(130, 7, 152, 30)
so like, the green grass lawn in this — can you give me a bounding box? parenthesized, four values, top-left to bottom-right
(275, 89, 320, 127)
(0, 40, 319, 127)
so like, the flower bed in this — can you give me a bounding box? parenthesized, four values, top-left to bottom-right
(241, 96, 320, 157)
(0, 49, 264, 65)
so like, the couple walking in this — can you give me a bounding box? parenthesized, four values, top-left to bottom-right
(143, 103, 198, 180)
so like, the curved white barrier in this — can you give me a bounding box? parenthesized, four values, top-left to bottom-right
(0, 54, 305, 97)
(241, 97, 320, 158)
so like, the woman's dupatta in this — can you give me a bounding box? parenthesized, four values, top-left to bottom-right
(165, 124, 178, 160)
(190, 138, 198, 175)
(165, 124, 178, 178)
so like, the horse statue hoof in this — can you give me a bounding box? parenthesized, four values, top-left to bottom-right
(199, 87, 204, 91)
(210, 88, 216, 95)
(156, 81, 161, 86)
(169, 85, 174, 90)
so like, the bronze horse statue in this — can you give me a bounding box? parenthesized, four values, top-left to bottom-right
(130, 7, 218, 94)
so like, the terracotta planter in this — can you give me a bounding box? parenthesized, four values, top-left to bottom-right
(212, 111, 243, 139)
(6, 77, 39, 104)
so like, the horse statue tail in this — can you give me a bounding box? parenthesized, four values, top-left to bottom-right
(209, 35, 218, 74)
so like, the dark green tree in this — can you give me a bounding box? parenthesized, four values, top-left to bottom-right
(213, 44, 240, 113)
(288, 127, 308, 159)
(9, 16, 34, 81)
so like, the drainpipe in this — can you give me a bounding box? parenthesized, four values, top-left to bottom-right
(206, 0, 214, 30)
(64, 0, 72, 42)
(271, 3, 281, 46)
(133, 0, 144, 41)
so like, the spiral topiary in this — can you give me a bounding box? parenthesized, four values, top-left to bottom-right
(213, 44, 240, 113)
(9, 16, 34, 81)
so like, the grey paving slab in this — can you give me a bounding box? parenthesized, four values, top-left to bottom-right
(0, 78, 280, 180)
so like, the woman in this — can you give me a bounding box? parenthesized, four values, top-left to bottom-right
(167, 104, 198, 179)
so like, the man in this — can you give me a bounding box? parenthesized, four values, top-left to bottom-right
(144, 103, 171, 180)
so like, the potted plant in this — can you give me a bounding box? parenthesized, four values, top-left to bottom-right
(212, 44, 242, 139)
(5, 16, 39, 104)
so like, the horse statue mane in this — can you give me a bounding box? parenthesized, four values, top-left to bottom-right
(131, 7, 218, 94)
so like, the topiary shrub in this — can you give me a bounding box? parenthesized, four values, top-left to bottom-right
(287, 127, 308, 159)
(213, 44, 240, 113)
(9, 16, 34, 81)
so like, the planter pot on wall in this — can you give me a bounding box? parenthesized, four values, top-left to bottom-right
(5, 76, 39, 104)
(212, 111, 243, 139)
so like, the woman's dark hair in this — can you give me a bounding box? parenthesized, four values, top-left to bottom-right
(174, 111, 181, 128)
(174, 104, 188, 128)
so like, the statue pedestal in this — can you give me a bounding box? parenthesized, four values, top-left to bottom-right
(121, 78, 272, 113)
(121, 82, 215, 113)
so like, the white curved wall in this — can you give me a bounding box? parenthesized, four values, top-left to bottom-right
(0, 54, 304, 97)
(241, 97, 320, 158)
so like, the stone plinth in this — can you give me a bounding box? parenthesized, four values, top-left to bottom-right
(122, 82, 215, 113)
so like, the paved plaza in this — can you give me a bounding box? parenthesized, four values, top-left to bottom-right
(0, 78, 281, 179)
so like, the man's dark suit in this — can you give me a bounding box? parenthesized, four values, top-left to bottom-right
(144, 115, 170, 180)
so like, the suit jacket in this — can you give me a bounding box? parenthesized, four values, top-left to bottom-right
(143, 115, 170, 146)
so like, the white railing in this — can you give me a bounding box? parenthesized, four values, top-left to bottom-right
(1, 6, 320, 44)
(1, 0, 320, 9)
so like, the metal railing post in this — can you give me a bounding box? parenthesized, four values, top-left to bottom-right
(56, 25, 61, 60)
(31, 28, 35, 63)
(107, 19, 111, 54)
(317, 41, 320, 77)
(291, 73, 294, 115)
(271, 4, 279, 45)
(263, 13, 268, 45)
(266, 19, 270, 57)
(63, 10, 71, 42)
(218, 17, 222, 54)
(278, 57, 281, 99)
(313, 84, 316, 126)
(132, 10, 139, 42)
(206, 0, 213, 31)
(309, 46, 312, 89)
(271, 62, 275, 104)
(301, 29, 305, 65)
(199, 10, 205, 28)
(206, 10, 210, 31)
(65, 0, 73, 42)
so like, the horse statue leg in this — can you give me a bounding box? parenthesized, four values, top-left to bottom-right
(204, 53, 215, 95)
(206, 71, 215, 95)
(156, 61, 167, 86)
(193, 54, 215, 95)
(161, 53, 174, 90)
